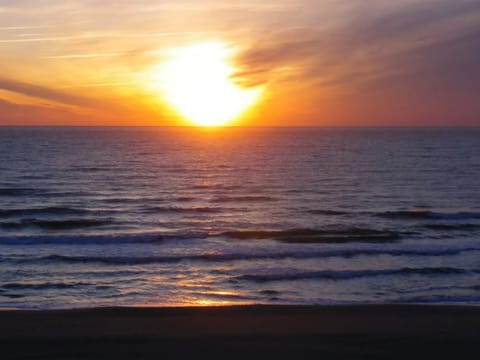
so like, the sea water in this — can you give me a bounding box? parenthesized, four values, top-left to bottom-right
(1, 127, 479, 308)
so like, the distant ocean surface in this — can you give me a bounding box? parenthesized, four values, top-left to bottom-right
(1, 127, 480, 309)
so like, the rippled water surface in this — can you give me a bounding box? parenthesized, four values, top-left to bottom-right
(1, 127, 480, 308)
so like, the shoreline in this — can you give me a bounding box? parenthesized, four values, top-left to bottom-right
(3, 302, 480, 311)
(2, 304, 480, 359)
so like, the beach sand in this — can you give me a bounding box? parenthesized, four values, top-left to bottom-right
(1, 305, 479, 359)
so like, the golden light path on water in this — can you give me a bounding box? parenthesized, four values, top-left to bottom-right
(153, 42, 263, 127)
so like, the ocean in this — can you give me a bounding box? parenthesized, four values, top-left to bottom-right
(0, 127, 479, 309)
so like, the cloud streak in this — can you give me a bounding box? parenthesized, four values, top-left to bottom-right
(0, 78, 103, 109)
(238, 0, 480, 86)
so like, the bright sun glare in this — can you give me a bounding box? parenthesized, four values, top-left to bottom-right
(156, 42, 263, 126)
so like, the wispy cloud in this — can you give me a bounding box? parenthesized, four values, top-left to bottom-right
(0, 31, 211, 43)
(237, 0, 480, 90)
(0, 34, 93, 43)
(42, 52, 123, 59)
(59, 81, 136, 88)
(0, 25, 52, 30)
(0, 96, 111, 126)
(0, 77, 102, 109)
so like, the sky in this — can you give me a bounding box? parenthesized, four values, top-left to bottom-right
(0, 0, 479, 126)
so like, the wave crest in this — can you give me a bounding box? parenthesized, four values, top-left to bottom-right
(237, 267, 471, 283)
(223, 227, 401, 243)
(0, 218, 110, 230)
(377, 210, 480, 220)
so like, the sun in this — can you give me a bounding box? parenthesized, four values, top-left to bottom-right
(155, 42, 263, 126)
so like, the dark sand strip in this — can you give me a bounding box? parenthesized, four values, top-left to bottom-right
(1, 305, 479, 359)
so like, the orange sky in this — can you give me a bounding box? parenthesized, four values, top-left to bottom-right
(1, 0, 480, 126)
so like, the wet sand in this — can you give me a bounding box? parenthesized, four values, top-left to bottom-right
(1, 305, 479, 359)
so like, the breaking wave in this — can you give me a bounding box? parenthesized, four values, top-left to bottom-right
(377, 210, 480, 221)
(6, 246, 478, 265)
(142, 206, 226, 214)
(237, 267, 474, 283)
(0, 218, 111, 230)
(222, 227, 402, 243)
(210, 195, 277, 203)
(0, 231, 208, 245)
(0, 207, 91, 218)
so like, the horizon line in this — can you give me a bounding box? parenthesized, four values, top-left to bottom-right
(1, 125, 480, 129)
